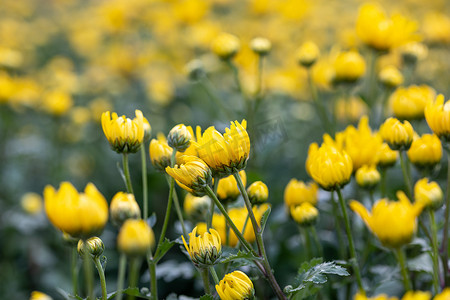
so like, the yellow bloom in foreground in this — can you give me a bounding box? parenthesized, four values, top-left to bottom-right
(425, 94, 450, 141)
(182, 226, 221, 268)
(247, 181, 269, 205)
(390, 85, 436, 120)
(21, 192, 43, 215)
(118, 219, 155, 257)
(110, 192, 141, 226)
(284, 179, 318, 207)
(350, 191, 424, 248)
(166, 155, 212, 196)
(216, 270, 254, 300)
(379, 118, 414, 151)
(414, 178, 443, 210)
(306, 142, 353, 191)
(407, 134, 442, 169)
(217, 171, 246, 203)
(101, 110, 145, 153)
(211, 33, 240, 60)
(377, 143, 398, 168)
(434, 288, 450, 300)
(296, 41, 320, 68)
(149, 133, 173, 172)
(44, 182, 108, 239)
(197, 120, 250, 177)
(355, 165, 380, 189)
(333, 50, 366, 83)
(401, 291, 431, 300)
(354, 291, 398, 300)
(30, 291, 53, 300)
(290, 202, 318, 226)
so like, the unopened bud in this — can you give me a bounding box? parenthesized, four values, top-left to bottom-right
(78, 237, 105, 258)
(167, 124, 192, 152)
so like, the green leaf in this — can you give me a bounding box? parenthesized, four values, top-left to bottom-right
(260, 205, 271, 234)
(219, 249, 262, 264)
(107, 287, 152, 299)
(56, 288, 83, 300)
(154, 238, 175, 263)
(200, 294, 214, 300)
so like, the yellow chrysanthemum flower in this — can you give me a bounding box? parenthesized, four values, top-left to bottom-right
(350, 191, 424, 248)
(355, 165, 380, 189)
(247, 181, 269, 205)
(149, 133, 173, 172)
(101, 110, 145, 153)
(414, 178, 443, 210)
(216, 270, 254, 300)
(296, 41, 320, 68)
(167, 124, 192, 152)
(44, 182, 108, 239)
(290, 202, 319, 226)
(217, 171, 246, 204)
(284, 179, 318, 207)
(211, 33, 240, 60)
(109, 192, 141, 226)
(407, 134, 442, 170)
(401, 291, 431, 300)
(377, 143, 398, 168)
(182, 226, 221, 268)
(184, 193, 210, 221)
(21, 192, 43, 215)
(333, 50, 366, 83)
(379, 117, 414, 151)
(425, 94, 450, 141)
(379, 65, 404, 88)
(390, 85, 436, 120)
(30, 291, 53, 300)
(118, 219, 155, 257)
(434, 288, 450, 300)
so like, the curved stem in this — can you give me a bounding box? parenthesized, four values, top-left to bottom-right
(336, 188, 364, 293)
(141, 144, 149, 219)
(154, 175, 174, 259)
(209, 266, 220, 285)
(116, 254, 127, 300)
(122, 153, 134, 194)
(395, 247, 412, 291)
(429, 210, 441, 294)
(93, 256, 107, 300)
(399, 151, 413, 199)
(440, 150, 450, 286)
(71, 246, 79, 296)
(201, 268, 211, 295)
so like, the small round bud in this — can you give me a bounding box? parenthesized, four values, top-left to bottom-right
(333, 50, 366, 83)
(211, 33, 240, 60)
(415, 178, 443, 210)
(217, 171, 246, 204)
(185, 59, 205, 81)
(379, 65, 404, 88)
(118, 219, 155, 257)
(401, 42, 428, 65)
(78, 237, 105, 258)
(355, 165, 380, 190)
(21, 192, 43, 215)
(290, 202, 319, 227)
(247, 181, 269, 205)
(407, 134, 442, 171)
(110, 192, 141, 227)
(149, 133, 173, 172)
(250, 37, 272, 56)
(296, 41, 320, 68)
(167, 124, 192, 152)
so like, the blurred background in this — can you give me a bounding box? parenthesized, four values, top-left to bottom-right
(0, 0, 449, 298)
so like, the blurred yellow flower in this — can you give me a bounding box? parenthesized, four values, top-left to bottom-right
(353, 292, 398, 300)
(401, 291, 431, 300)
(290, 202, 318, 226)
(334, 96, 369, 123)
(211, 32, 240, 60)
(423, 12, 450, 44)
(414, 178, 443, 210)
(101, 110, 145, 154)
(284, 179, 318, 207)
(30, 291, 53, 300)
(110, 192, 141, 226)
(379, 65, 403, 88)
(42, 89, 73, 116)
(182, 226, 221, 267)
(247, 181, 269, 205)
(250, 37, 272, 56)
(333, 50, 366, 83)
(21, 192, 43, 215)
(390, 85, 436, 120)
(407, 134, 442, 170)
(44, 182, 108, 239)
(425, 94, 450, 141)
(184, 193, 210, 221)
(217, 171, 246, 203)
(355, 165, 380, 189)
(434, 288, 450, 300)
(377, 143, 398, 168)
(166, 155, 212, 196)
(350, 191, 424, 248)
(379, 117, 414, 151)
(118, 219, 155, 257)
(216, 270, 254, 300)
(296, 41, 320, 68)
(149, 133, 173, 172)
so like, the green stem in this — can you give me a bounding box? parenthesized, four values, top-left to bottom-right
(154, 172, 175, 259)
(168, 150, 188, 239)
(207, 176, 219, 229)
(224, 203, 230, 246)
(116, 254, 127, 300)
(300, 226, 312, 260)
(226, 60, 244, 96)
(141, 144, 149, 219)
(311, 226, 323, 258)
(233, 173, 287, 300)
(380, 168, 387, 198)
(71, 247, 79, 296)
(147, 250, 158, 300)
(367, 49, 378, 107)
(441, 150, 450, 287)
(308, 69, 333, 135)
(209, 266, 220, 285)
(331, 191, 346, 259)
(128, 258, 141, 300)
(93, 256, 107, 300)
(198, 78, 234, 120)
(395, 247, 412, 291)
(83, 246, 94, 300)
(336, 188, 364, 293)
(399, 151, 413, 199)
(201, 268, 211, 295)
(429, 210, 441, 294)
(122, 153, 134, 194)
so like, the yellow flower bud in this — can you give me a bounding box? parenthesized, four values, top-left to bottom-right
(217, 171, 246, 204)
(30, 291, 53, 300)
(101, 110, 145, 153)
(184, 193, 210, 221)
(333, 50, 366, 83)
(118, 219, 155, 257)
(290, 202, 318, 227)
(296, 41, 320, 68)
(165, 155, 212, 196)
(425, 94, 450, 141)
(250, 37, 272, 56)
(110, 192, 141, 226)
(379, 117, 414, 151)
(167, 124, 192, 152)
(377, 143, 398, 168)
(306, 143, 353, 191)
(143, 117, 152, 143)
(247, 181, 268, 205)
(197, 120, 250, 177)
(390, 85, 436, 120)
(149, 133, 173, 172)
(400, 42, 428, 65)
(378, 66, 404, 88)
(211, 33, 240, 60)
(355, 165, 380, 189)
(44, 182, 108, 239)
(42, 89, 73, 116)
(182, 226, 221, 268)
(350, 191, 424, 248)
(216, 270, 254, 300)
(414, 178, 443, 210)
(77, 236, 105, 258)
(401, 291, 431, 300)
(185, 59, 205, 81)
(434, 288, 450, 300)
(21, 192, 43, 215)
(407, 134, 442, 170)
(284, 179, 318, 207)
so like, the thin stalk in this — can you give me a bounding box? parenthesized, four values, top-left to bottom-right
(147, 250, 158, 300)
(253, 55, 265, 113)
(308, 69, 333, 135)
(154, 174, 175, 258)
(71, 247, 79, 296)
(167, 150, 188, 238)
(300, 227, 312, 260)
(440, 150, 450, 286)
(225, 203, 230, 246)
(399, 151, 413, 199)
(310, 226, 323, 258)
(207, 176, 219, 229)
(331, 191, 346, 259)
(369, 190, 375, 204)
(93, 256, 107, 300)
(122, 153, 134, 194)
(198, 78, 234, 120)
(380, 168, 387, 198)
(128, 258, 141, 300)
(429, 210, 441, 294)
(367, 49, 378, 107)
(83, 247, 94, 300)
(234, 173, 287, 300)
(336, 188, 364, 293)
(209, 266, 220, 285)
(226, 60, 244, 95)
(141, 144, 149, 219)
(395, 247, 412, 291)
(116, 254, 127, 300)
(201, 268, 211, 295)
